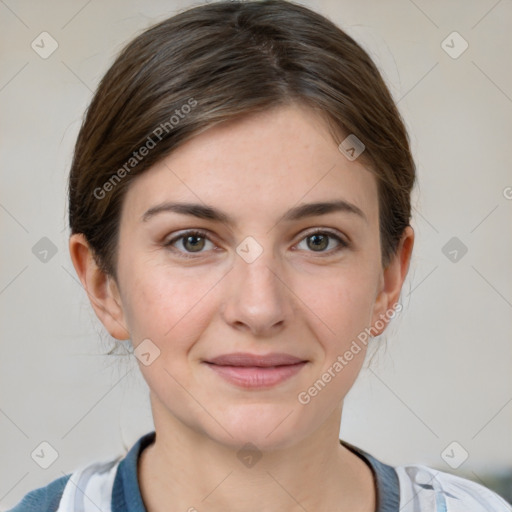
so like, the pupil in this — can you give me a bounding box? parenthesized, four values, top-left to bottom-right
(185, 235, 204, 252)
(309, 234, 327, 251)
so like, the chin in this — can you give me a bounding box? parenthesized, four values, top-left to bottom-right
(210, 405, 305, 452)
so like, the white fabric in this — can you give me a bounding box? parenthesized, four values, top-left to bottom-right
(56, 458, 120, 512)
(395, 464, 512, 511)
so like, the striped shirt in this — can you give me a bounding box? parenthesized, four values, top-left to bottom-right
(7, 431, 512, 511)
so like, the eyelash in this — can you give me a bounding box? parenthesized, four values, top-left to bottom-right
(164, 228, 349, 259)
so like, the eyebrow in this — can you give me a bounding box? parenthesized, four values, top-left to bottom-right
(141, 199, 367, 225)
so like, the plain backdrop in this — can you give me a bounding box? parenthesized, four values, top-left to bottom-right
(1, 0, 511, 509)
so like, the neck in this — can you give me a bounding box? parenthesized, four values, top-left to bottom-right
(138, 394, 375, 512)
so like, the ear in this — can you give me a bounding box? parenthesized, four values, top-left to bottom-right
(370, 225, 414, 336)
(68, 233, 130, 340)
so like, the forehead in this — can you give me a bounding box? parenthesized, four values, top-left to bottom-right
(121, 103, 379, 229)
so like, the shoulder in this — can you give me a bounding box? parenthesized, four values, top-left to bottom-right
(395, 463, 512, 511)
(7, 431, 155, 512)
(6, 473, 71, 512)
(7, 456, 122, 512)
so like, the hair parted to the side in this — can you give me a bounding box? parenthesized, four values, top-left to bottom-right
(68, 0, 416, 284)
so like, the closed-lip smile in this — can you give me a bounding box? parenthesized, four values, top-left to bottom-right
(203, 352, 308, 388)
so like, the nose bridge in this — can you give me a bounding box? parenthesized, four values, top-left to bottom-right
(222, 235, 291, 333)
(234, 236, 282, 299)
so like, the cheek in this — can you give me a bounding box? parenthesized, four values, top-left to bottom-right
(121, 261, 223, 350)
(292, 262, 379, 385)
(310, 288, 374, 396)
(296, 263, 378, 339)
(121, 267, 217, 403)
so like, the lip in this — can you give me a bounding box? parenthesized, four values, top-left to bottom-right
(205, 352, 307, 367)
(203, 352, 308, 389)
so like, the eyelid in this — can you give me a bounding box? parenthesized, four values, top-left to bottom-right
(164, 227, 349, 258)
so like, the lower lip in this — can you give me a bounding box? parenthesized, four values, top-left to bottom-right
(204, 362, 307, 388)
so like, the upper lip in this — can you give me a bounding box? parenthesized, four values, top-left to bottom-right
(205, 352, 307, 367)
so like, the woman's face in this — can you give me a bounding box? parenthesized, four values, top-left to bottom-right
(107, 103, 407, 450)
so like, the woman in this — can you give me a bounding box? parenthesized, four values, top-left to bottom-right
(9, 1, 511, 511)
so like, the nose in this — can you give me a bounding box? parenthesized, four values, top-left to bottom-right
(220, 248, 293, 337)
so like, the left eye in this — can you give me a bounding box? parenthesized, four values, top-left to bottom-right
(164, 229, 348, 258)
(295, 230, 348, 253)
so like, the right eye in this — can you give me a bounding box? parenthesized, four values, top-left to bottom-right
(164, 229, 217, 258)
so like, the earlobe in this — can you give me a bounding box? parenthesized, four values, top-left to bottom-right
(68, 233, 130, 340)
(370, 226, 415, 336)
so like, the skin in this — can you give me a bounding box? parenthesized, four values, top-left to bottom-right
(70, 103, 414, 512)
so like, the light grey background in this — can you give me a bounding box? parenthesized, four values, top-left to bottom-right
(1, 0, 511, 509)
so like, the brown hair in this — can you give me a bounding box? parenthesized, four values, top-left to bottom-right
(68, 0, 415, 282)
